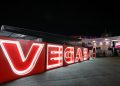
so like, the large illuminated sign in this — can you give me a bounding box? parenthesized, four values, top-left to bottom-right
(0, 38, 95, 84)
(83, 48, 89, 60)
(47, 44, 63, 69)
(0, 40, 44, 75)
(0, 39, 46, 83)
(75, 47, 83, 62)
(64, 46, 74, 65)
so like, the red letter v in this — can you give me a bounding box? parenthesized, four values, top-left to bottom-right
(0, 40, 44, 75)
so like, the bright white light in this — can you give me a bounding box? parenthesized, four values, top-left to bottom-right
(92, 40, 96, 42)
(99, 42, 103, 45)
(105, 38, 109, 41)
(112, 40, 118, 41)
(0, 40, 44, 75)
(115, 42, 120, 46)
(93, 42, 97, 46)
(105, 41, 109, 45)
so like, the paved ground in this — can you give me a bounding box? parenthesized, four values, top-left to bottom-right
(2, 57, 120, 86)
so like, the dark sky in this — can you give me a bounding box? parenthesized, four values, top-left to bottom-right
(0, 1, 119, 37)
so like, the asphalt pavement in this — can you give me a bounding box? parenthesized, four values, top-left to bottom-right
(2, 57, 120, 86)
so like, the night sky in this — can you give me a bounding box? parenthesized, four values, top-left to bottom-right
(0, 1, 119, 37)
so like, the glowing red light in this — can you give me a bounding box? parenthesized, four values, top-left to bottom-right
(47, 44, 63, 69)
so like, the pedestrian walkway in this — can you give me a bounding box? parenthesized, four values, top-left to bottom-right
(2, 57, 120, 86)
